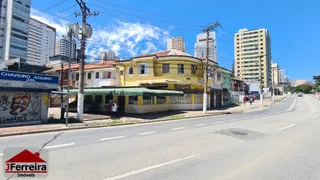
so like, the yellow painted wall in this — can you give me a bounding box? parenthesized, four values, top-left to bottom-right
(117, 56, 214, 89)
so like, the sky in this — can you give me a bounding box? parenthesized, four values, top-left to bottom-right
(30, 0, 320, 81)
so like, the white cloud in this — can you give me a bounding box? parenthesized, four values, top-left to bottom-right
(30, 8, 69, 37)
(30, 9, 170, 59)
(141, 42, 157, 54)
(87, 20, 170, 58)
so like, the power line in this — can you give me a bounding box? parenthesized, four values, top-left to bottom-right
(32, 0, 69, 16)
(95, 0, 207, 24)
(219, 25, 234, 37)
(94, 5, 205, 28)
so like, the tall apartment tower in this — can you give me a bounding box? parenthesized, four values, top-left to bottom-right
(167, 37, 186, 52)
(271, 63, 280, 85)
(55, 35, 76, 58)
(0, 0, 31, 69)
(234, 28, 272, 88)
(194, 32, 217, 62)
(279, 69, 285, 83)
(100, 50, 119, 62)
(27, 18, 56, 66)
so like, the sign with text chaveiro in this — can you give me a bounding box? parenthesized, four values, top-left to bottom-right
(0, 70, 59, 89)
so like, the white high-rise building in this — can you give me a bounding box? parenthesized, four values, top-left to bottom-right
(100, 50, 118, 61)
(271, 63, 280, 85)
(27, 18, 56, 66)
(194, 32, 217, 62)
(167, 37, 185, 52)
(279, 69, 285, 83)
(55, 35, 76, 58)
(0, 0, 31, 69)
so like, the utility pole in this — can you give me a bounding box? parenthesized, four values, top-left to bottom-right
(60, 63, 64, 120)
(203, 22, 220, 114)
(75, 0, 98, 121)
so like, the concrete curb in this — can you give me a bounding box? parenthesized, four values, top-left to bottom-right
(1, 99, 285, 138)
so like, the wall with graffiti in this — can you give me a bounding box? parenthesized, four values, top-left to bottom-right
(0, 92, 41, 125)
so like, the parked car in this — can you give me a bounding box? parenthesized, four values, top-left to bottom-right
(67, 100, 92, 113)
(298, 93, 303, 97)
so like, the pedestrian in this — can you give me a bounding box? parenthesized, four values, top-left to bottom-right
(61, 99, 66, 120)
(111, 101, 118, 119)
(250, 96, 253, 105)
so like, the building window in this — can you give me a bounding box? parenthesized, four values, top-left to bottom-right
(87, 72, 91, 79)
(157, 96, 166, 104)
(96, 72, 99, 79)
(128, 67, 134, 75)
(107, 72, 112, 79)
(260, 39, 263, 41)
(120, 70, 124, 75)
(105, 95, 113, 104)
(95, 95, 102, 103)
(162, 64, 170, 73)
(191, 65, 197, 74)
(217, 73, 221, 81)
(128, 96, 138, 104)
(76, 73, 79, 80)
(143, 96, 154, 105)
(178, 64, 184, 74)
(138, 64, 148, 74)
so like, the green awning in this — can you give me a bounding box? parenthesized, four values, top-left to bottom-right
(66, 88, 184, 96)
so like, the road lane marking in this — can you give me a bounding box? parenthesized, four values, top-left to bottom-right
(313, 115, 318, 118)
(171, 127, 185, 131)
(195, 124, 207, 127)
(103, 154, 199, 180)
(0, 153, 3, 156)
(100, 136, 126, 141)
(44, 143, 75, 149)
(214, 121, 224, 124)
(241, 117, 248, 120)
(253, 116, 259, 118)
(230, 119, 238, 121)
(287, 98, 297, 111)
(139, 131, 155, 135)
(278, 124, 296, 131)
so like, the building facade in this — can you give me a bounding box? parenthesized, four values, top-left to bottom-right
(279, 69, 285, 83)
(272, 63, 280, 85)
(117, 50, 218, 113)
(234, 28, 272, 88)
(100, 50, 118, 62)
(167, 37, 186, 52)
(27, 18, 56, 66)
(0, 0, 31, 69)
(194, 32, 217, 62)
(55, 35, 76, 58)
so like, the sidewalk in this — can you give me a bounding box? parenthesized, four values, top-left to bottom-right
(0, 96, 285, 137)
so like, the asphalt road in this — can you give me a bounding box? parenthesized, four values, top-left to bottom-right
(0, 95, 319, 180)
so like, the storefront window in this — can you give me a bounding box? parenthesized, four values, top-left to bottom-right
(194, 94, 203, 104)
(128, 96, 138, 105)
(143, 96, 154, 104)
(169, 94, 191, 104)
(157, 96, 166, 104)
(105, 95, 113, 104)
